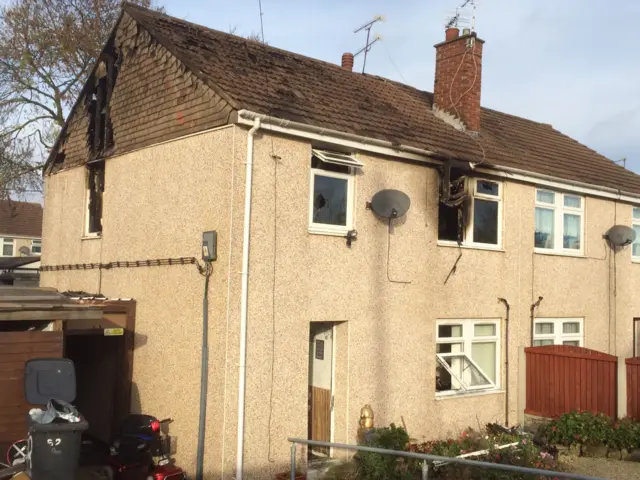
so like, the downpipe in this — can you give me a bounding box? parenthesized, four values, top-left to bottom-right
(498, 298, 510, 427)
(236, 118, 261, 480)
(530, 296, 543, 346)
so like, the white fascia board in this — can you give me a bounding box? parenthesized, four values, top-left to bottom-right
(236, 110, 640, 205)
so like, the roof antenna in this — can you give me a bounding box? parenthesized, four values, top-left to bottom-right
(614, 158, 627, 169)
(445, 0, 477, 32)
(257, 0, 265, 43)
(354, 16, 384, 74)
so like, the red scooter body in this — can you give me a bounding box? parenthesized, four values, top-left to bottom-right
(104, 415, 187, 480)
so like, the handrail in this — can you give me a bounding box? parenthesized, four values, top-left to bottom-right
(287, 438, 606, 480)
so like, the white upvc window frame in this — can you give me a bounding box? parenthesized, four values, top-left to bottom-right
(1, 237, 15, 257)
(435, 319, 500, 397)
(632, 207, 640, 261)
(31, 239, 42, 255)
(308, 150, 360, 236)
(468, 178, 503, 248)
(438, 178, 503, 249)
(534, 189, 584, 256)
(533, 318, 584, 347)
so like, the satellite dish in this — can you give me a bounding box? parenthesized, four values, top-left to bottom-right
(605, 225, 636, 247)
(370, 189, 411, 219)
(18, 246, 30, 256)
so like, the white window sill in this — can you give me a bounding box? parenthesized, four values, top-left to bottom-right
(437, 241, 504, 253)
(436, 389, 505, 401)
(534, 248, 584, 258)
(81, 234, 102, 241)
(308, 226, 350, 237)
(633, 258, 640, 264)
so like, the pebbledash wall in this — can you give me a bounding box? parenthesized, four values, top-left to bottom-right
(42, 124, 640, 478)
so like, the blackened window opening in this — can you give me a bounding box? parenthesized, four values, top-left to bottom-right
(438, 168, 466, 243)
(95, 77, 108, 155)
(88, 49, 120, 160)
(87, 162, 105, 234)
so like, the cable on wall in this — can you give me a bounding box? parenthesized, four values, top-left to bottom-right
(40, 256, 200, 271)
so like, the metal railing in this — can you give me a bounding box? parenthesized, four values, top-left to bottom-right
(288, 438, 606, 480)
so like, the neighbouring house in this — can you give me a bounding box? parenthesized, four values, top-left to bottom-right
(0, 200, 43, 286)
(41, 3, 640, 478)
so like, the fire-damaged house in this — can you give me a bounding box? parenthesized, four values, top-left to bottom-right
(40, 3, 640, 478)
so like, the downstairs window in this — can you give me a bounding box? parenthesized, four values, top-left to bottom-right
(436, 319, 500, 396)
(533, 318, 583, 346)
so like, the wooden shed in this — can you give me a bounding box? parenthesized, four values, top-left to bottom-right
(0, 288, 136, 453)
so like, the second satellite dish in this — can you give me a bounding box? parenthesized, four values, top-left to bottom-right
(606, 225, 637, 247)
(370, 189, 411, 219)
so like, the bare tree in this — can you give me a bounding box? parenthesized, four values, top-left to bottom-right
(0, 0, 161, 198)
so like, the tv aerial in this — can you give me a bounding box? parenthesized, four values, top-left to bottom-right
(354, 15, 384, 74)
(445, 0, 477, 32)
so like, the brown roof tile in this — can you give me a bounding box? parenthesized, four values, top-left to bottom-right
(122, 4, 640, 195)
(0, 201, 43, 238)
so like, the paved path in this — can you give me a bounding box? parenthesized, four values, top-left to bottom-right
(561, 455, 640, 480)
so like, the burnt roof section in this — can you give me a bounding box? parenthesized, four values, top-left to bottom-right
(119, 4, 640, 194)
(0, 200, 43, 237)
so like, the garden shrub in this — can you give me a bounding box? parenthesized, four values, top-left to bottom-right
(357, 424, 414, 480)
(538, 410, 640, 450)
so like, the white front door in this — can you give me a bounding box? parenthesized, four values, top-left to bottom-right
(309, 323, 333, 456)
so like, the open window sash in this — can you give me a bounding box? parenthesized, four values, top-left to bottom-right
(312, 149, 364, 168)
(436, 352, 495, 392)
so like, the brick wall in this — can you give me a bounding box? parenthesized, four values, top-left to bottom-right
(433, 33, 484, 132)
(50, 13, 234, 172)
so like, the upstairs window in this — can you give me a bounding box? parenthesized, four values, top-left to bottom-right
(2, 238, 14, 257)
(535, 190, 584, 254)
(633, 207, 640, 260)
(31, 239, 41, 255)
(438, 177, 502, 248)
(436, 319, 500, 396)
(85, 161, 105, 236)
(308, 149, 362, 236)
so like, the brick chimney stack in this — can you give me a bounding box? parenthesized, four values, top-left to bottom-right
(433, 28, 484, 132)
(341, 52, 354, 71)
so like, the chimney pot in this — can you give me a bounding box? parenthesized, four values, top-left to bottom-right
(445, 27, 460, 42)
(462, 28, 471, 36)
(341, 52, 354, 71)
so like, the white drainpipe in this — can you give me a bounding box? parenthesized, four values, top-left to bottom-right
(236, 117, 261, 480)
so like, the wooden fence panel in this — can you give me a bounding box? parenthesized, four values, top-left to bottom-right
(626, 357, 640, 420)
(0, 331, 63, 450)
(525, 345, 617, 418)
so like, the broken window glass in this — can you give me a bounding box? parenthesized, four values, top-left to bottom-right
(312, 175, 348, 226)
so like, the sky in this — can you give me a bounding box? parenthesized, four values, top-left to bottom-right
(160, 0, 640, 174)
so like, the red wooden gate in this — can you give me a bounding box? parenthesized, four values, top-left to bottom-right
(525, 345, 617, 418)
(626, 357, 640, 420)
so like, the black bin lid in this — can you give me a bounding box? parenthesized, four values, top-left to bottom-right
(24, 358, 76, 405)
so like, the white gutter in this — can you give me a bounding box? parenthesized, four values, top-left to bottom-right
(236, 109, 640, 204)
(236, 117, 261, 480)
